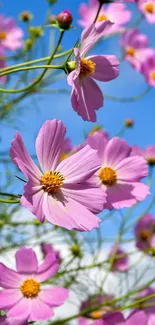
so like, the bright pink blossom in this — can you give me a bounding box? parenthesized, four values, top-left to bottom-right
(141, 54, 155, 86)
(108, 246, 129, 272)
(138, 0, 155, 24)
(0, 247, 68, 321)
(67, 22, 119, 121)
(96, 310, 148, 324)
(87, 135, 149, 210)
(78, 0, 131, 34)
(135, 214, 155, 253)
(41, 243, 62, 263)
(0, 15, 23, 51)
(120, 29, 154, 72)
(10, 119, 106, 231)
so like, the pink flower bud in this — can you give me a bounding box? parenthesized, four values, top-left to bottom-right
(124, 118, 134, 127)
(57, 10, 73, 30)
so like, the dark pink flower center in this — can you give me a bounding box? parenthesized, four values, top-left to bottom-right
(40, 170, 65, 194)
(80, 58, 96, 78)
(20, 278, 40, 298)
(99, 167, 117, 186)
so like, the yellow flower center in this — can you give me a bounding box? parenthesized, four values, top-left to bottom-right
(97, 14, 108, 22)
(80, 58, 96, 78)
(150, 71, 155, 81)
(20, 278, 40, 298)
(59, 152, 69, 162)
(125, 46, 135, 57)
(146, 157, 155, 165)
(0, 31, 7, 40)
(144, 2, 154, 13)
(40, 170, 65, 194)
(140, 230, 151, 241)
(89, 125, 102, 135)
(91, 310, 103, 319)
(99, 167, 117, 186)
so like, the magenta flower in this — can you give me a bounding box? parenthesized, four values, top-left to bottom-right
(141, 54, 155, 86)
(138, 0, 155, 24)
(108, 246, 129, 272)
(0, 247, 68, 321)
(10, 119, 106, 231)
(67, 22, 119, 121)
(120, 29, 154, 72)
(99, 311, 148, 324)
(78, 0, 131, 33)
(0, 317, 27, 325)
(41, 243, 62, 264)
(0, 49, 7, 83)
(0, 15, 23, 51)
(87, 135, 149, 210)
(135, 214, 155, 253)
(134, 287, 155, 316)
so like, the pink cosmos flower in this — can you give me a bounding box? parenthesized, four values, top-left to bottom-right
(134, 287, 155, 318)
(0, 317, 27, 325)
(78, 0, 131, 34)
(41, 243, 62, 264)
(134, 214, 155, 253)
(141, 54, 155, 86)
(120, 29, 154, 72)
(95, 310, 148, 324)
(0, 247, 68, 321)
(131, 145, 155, 166)
(138, 0, 155, 23)
(0, 49, 7, 83)
(87, 134, 149, 210)
(108, 246, 129, 272)
(67, 22, 119, 122)
(0, 15, 23, 51)
(10, 119, 106, 231)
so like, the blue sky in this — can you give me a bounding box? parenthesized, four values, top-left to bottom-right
(1, 0, 155, 239)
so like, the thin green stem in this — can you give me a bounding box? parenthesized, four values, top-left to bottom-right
(0, 198, 20, 204)
(0, 64, 64, 77)
(104, 87, 151, 102)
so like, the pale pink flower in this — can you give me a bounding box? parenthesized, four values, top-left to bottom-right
(108, 246, 129, 272)
(131, 145, 155, 166)
(138, 0, 155, 23)
(141, 54, 155, 86)
(120, 29, 154, 72)
(41, 243, 62, 263)
(87, 135, 149, 210)
(0, 15, 23, 51)
(78, 0, 131, 34)
(10, 119, 106, 231)
(0, 49, 7, 83)
(67, 22, 119, 121)
(0, 247, 68, 321)
(135, 213, 155, 253)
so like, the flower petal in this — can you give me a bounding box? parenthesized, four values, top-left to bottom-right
(39, 287, 69, 307)
(8, 298, 31, 320)
(0, 289, 22, 309)
(35, 119, 66, 172)
(15, 248, 38, 274)
(102, 137, 131, 167)
(35, 253, 59, 282)
(29, 297, 54, 321)
(58, 144, 101, 184)
(0, 263, 22, 289)
(86, 131, 109, 161)
(117, 156, 148, 181)
(88, 55, 119, 81)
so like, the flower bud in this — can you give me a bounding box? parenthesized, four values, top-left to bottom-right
(19, 11, 33, 22)
(70, 244, 83, 258)
(57, 10, 73, 30)
(48, 14, 57, 24)
(24, 38, 33, 51)
(124, 118, 134, 128)
(29, 26, 44, 38)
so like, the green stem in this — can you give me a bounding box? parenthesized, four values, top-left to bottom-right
(0, 192, 21, 198)
(0, 198, 20, 204)
(0, 64, 64, 77)
(104, 87, 151, 102)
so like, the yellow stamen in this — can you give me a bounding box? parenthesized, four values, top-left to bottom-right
(151, 71, 155, 81)
(40, 170, 65, 194)
(0, 31, 7, 40)
(80, 58, 96, 78)
(99, 167, 117, 186)
(91, 310, 103, 319)
(20, 278, 40, 298)
(144, 2, 154, 13)
(59, 152, 69, 162)
(97, 14, 108, 22)
(140, 230, 151, 241)
(125, 46, 135, 57)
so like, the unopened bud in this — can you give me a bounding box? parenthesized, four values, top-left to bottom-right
(48, 14, 57, 24)
(29, 26, 44, 38)
(57, 10, 73, 30)
(71, 244, 83, 258)
(24, 38, 33, 50)
(19, 11, 33, 22)
(124, 118, 134, 128)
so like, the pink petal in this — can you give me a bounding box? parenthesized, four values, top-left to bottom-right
(8, 298, 31, 320)
(21, 185, 45, 223)
(35, 253, 59, 282)
(29, 297, 54, 321)
(39, 287, 69, 307)
(117, 156, 148, 181)
(126, 311, 148, 324)
(0, 263, 22, 289)
(0, 316, 28, 325)
(86, 130, 109, 161)
(57, 144, 101, 184)
(87, 55, 119, 81)
(0, 289, 22, 309)
(10, 132, 41, 181)
(35, 119, 66, 172)
(15, 248, 38, 274)
(44, 194, 101, 231)
(103, 137, 131, 167)
(62, 184, 106, 213)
